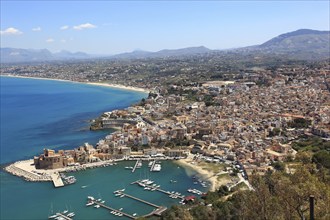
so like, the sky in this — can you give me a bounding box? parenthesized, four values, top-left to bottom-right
(1, 1, 329, 54)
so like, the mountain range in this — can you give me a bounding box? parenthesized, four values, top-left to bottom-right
(1, 29, 329, 63)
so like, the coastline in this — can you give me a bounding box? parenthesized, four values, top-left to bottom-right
(1, 74, 148, 180)
(0, 74, 150, 94)
(174, 158, 230, 192)
(87, 82, 149, 93)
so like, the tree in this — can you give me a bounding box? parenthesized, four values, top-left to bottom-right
(161, 205, 193, 220)
(271, 161, 285, 171)
(272, 166, 330, 220)
(190, 206, 215, 220)
(312, 150, 330, 169)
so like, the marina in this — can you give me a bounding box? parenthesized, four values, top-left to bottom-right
(131, 179, 185, 200)
(3, 156, 207, 219)
(86, 193, 168, 219)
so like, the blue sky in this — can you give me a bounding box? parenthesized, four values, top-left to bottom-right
(1, 1, 329, 54)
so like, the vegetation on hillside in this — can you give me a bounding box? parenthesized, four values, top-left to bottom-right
(161, 136, 330, 220)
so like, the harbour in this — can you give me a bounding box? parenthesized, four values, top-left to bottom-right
(1, 160, 208, 219)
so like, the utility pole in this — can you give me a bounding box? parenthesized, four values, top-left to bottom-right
(309, 195, 315, 220)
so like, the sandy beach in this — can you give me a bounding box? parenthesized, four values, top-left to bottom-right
(1, 75, 149, 94)
(174, 158, 231, 192)
(87, 82, 149, 93)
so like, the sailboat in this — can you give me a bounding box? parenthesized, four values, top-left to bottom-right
(62, 205, 69, 214)
(48, 203, 58, 219)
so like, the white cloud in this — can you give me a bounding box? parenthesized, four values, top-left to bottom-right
(73, 23, 96, 30)
(46, 38, 55, 43)
(0, 27, 23, 35)
(60, 25, 69, 30)
(32, 27, 41, 31)
(61, 39, 67, 43)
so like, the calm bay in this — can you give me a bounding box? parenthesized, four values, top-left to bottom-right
(0, 76, 205, 220)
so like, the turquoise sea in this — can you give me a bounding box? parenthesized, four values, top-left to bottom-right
(0, 77, 206, 220)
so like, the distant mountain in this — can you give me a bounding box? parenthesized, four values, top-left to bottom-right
(53, 50, 90, 59)
(112, 46, 211, 59)
(256, 29, 330, 59)
(111, 50, 153, 59)
(1, 29, 329, 63)
(0, 48, 53, 63)
(0, 48, 91, 63)
(154, 46, 211, 57)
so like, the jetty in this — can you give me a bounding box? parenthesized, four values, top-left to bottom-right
(114, 190, 168, 217)
(132, 180, 184, 199)
(50, 173, 64, 187)
(131, 160, 141, 173)
(55, 212, 72, 220)
(149, 160, 156, 172)
(91, 200, 136, 219)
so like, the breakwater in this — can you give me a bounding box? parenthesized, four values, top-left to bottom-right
(4, 159, 119, 183)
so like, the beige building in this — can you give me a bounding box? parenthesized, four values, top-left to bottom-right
(34, 149, 68, 169)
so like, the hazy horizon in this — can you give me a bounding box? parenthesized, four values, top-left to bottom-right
(1, 1, 329, 54)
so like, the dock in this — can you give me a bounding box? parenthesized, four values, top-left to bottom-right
(116, 191, 159, 208)
(55, 213, 72, 220)
(91, 200, 136, 219)
(131, 160, 141, 173)
(115, 191, 167, 216)
(132, 180, 184, 199)
(50, 173, 64, 187)
(149, 160, 156, 172)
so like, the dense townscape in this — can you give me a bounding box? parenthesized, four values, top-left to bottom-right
(1, 53, 330, 219)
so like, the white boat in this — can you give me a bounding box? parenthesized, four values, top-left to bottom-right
(100, 201, 105, 204)
(86, 202, 94, 206)
(119, 208, 123, 211)
(125, 166, 133, 169)
(138, 182, 146, 187)
(133, 213, 137, 216)
(81, 185, 88, 188)
(120, 195, 125, 198)
(94, 205, 100, 208)
(148, 161, 153, 167)
(67, 212, 75, 217)
(62, 210, 68, 214)
(152, 164, 161, 172)
(48, 214, 58, 219)
(48, 203, 57, 219)
(87, 196, 95, 200)
(97, 198, 101, 202)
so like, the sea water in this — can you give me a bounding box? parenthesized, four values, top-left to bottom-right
(0, 76, 205, 220)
